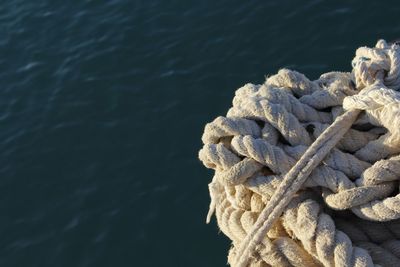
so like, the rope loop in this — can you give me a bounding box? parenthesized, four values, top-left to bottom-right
(199, 40, 400, 266)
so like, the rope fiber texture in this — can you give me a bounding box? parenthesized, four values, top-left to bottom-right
(199, 40, 400, 267)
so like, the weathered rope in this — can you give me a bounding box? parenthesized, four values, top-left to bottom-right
(199, 40, 400, 266)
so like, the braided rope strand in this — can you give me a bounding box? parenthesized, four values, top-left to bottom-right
(199, 40, 400, 266)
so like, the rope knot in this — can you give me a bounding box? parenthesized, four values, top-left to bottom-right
(199, 39, 400, 267)
(352, 39, 400, 90)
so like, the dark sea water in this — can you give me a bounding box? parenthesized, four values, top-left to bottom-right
(1, 1, 400, 266)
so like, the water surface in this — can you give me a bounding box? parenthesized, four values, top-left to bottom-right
(1, 1, 399, 266)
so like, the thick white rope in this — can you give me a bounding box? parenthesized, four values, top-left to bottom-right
(199, 39, 400, 267)
(234, 109, 360, 267)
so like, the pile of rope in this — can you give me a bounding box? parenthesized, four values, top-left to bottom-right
(199, 40, 400, 267)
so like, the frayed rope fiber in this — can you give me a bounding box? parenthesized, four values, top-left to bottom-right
(199, 40, 400, 267)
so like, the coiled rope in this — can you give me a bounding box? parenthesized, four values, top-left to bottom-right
(199, 39, 400, 267)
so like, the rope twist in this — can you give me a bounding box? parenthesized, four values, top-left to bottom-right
(199, 40, 400, 266)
